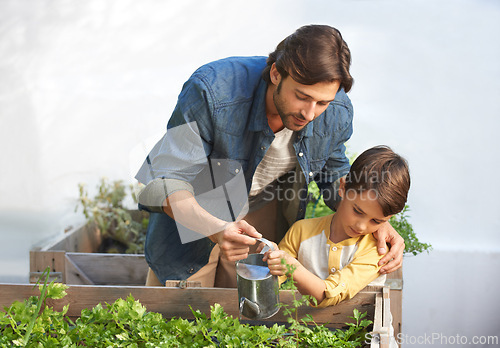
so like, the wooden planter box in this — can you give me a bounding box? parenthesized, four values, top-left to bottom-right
(29, 211, 149, 286)
(0, 283, 393, 348)
(29, 212, 401, 345)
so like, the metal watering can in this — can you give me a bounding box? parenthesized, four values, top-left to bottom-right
(236, 238, 280, 320)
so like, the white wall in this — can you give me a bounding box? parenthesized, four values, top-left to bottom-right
(1, 0, 499, 346)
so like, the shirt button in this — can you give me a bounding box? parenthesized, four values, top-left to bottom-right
(261, 146, 266, 150)
(309, 172, 313, 177)
(235, 169, 240, 173)
(341, 283, 346, 287)
(331, 246, 337, 251)
(188, 268, 195, 274)
(298, 152, 303, 157)
(330, 267, 336, 273)
(217, 162, 221, 166)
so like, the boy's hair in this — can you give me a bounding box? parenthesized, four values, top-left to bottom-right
(262, 24, 353, 92)
(345, 146, 410, 216)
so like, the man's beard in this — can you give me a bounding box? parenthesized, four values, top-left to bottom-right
(273, 81, 308, 131)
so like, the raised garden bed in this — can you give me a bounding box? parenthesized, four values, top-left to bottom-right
(29, 211, 401, 344)
(29, 211, 149, 286)
(0, 283, 392, 347)
(30, 217, 402, 334)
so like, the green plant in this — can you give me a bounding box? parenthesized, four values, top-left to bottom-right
(0, 268, 70, 347)
(278, 261, 372, 347)
(76, 178, 148, 254)
(389, 205, 432, 256)
(305, 181, 431, 256)
(1, 271, 373, 347)
(304, 181, 334, 219)
(279, 262, 316, 346)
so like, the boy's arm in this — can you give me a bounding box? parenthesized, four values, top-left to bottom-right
(264, 235, 385, 308)
(262, 216, 333, 303)
(318, 240, 385, 308)
(263, 250, 327, 304)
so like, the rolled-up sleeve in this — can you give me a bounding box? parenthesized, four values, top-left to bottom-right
(135, 75, 215, 213)
(136, 178, 195, 213)
(314, 242, 384, 308)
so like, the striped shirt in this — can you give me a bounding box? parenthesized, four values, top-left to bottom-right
(248, 127, 297, 210)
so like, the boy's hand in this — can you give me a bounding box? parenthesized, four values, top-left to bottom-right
(373, 222, 405, 274)
(262, 248, 296, 276)
(256, 241, 279, 254)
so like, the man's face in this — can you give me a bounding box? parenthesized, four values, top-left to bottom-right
(273, 75, 341, 131)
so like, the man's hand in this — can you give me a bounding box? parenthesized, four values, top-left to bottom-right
(373, 221, 405, 274)
(163, 191, 263, 262)
(214, 220, 262, 262)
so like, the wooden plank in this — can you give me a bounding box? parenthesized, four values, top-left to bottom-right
(380, 287, 391, 348)
(0, 284, 380, 329)
(390, 289, 402, 342)
(29, 272, 63, 283)
(51, 223, 102, 253)
(385, 266, 403, 339)
(373, 292, 383, 334)
(165, 280, 202, 288)
(64, 254, 95, 285)
(277, 289, 377, 328)
(382, 286, 390, 300)
(65, 253, 148, 285)
(29, 251, 66, 284)
(385, 267, 403, 289)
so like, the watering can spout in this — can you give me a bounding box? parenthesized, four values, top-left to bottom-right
(239, 297, 261, 318)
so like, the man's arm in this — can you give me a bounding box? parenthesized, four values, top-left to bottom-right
(162, 190, 262, 262)
(134, 71, 264, 261)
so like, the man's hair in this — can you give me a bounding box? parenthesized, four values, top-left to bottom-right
(262, 24, 353, 92)
(345, 146, 410, 216)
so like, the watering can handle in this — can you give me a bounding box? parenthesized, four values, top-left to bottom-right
(256, 237, 275, 254)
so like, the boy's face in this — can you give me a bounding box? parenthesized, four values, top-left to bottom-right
(336, 181, 392, 239)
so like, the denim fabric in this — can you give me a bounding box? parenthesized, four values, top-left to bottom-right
(135, 56, 353, 283)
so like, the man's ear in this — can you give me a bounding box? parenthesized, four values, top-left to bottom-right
(269, 63, 281, 86)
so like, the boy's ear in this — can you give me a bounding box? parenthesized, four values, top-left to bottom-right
(338, 177, 346, 198)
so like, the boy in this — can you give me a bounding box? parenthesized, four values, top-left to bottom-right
(262, 145, 410, 308)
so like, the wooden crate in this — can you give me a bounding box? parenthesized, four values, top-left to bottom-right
(0, 283, 392, 348)
(29, 211, 149, 286)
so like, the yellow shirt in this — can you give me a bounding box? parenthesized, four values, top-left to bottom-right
(278, 214, 385, 308)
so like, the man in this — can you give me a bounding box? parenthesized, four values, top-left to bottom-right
(135, 24, 405, 287)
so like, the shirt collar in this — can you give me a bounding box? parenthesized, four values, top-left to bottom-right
(248, 79, 270, 132)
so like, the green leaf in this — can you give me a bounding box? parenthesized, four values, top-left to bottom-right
(42, 282, 69, 300)
(389, 205, 432, 256)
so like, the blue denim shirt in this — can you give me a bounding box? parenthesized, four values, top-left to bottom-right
(136, 56, 353, 283)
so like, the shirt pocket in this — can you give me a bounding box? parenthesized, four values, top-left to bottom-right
(207, 158, 247, 186)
